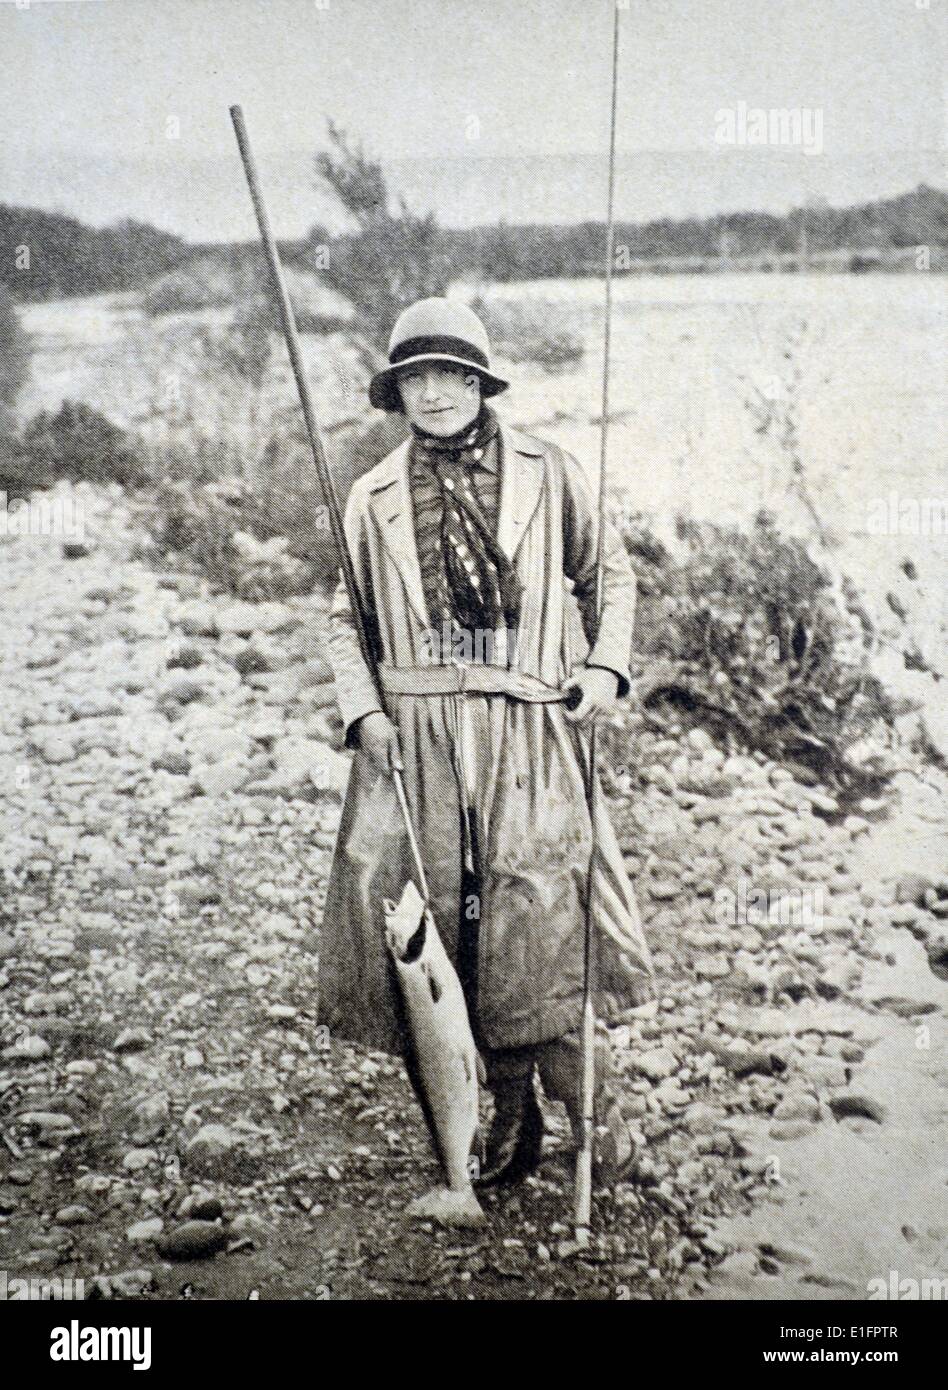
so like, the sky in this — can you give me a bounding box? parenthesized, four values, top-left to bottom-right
(0, 0, 944, 241)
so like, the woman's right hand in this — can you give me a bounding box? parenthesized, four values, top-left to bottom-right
(356, 711, 403, 775)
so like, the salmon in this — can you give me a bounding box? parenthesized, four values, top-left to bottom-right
(383, 880, 486, 1228)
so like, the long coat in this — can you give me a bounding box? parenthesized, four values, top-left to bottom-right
(318, 423, 654, 1054)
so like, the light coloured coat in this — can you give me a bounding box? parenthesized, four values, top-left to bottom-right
(318, 424, 654, 1053)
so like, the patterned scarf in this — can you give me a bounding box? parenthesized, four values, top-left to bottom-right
(409, 404, 521, 638)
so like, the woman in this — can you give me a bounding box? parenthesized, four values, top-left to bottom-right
(319, 297, 653, 1190)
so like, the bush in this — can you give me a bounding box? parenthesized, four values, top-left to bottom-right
(0, 286, 27, 414)
(137, 408, 407, 602)
(137, 474, 320, 601)
(312, 121, 450, 364)
(620, 509, 895, 795)
(2, 401, 149, 494)
(469, 293, 584, 370)
(0, 287, 27, 483)
(142, 257, 239, 316)
(143, 256, 351, 338)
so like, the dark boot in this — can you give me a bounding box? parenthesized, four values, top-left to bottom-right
(536, 1032, 637, 1187)
(475, 1048, 544, 1189)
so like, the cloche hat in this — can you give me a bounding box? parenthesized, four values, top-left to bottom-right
(368, 297, 509, 412)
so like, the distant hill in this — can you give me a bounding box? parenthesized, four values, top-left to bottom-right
(2, 183, 945, 303)
(0, 205, 187, 301)
(435, 183, 948, 280)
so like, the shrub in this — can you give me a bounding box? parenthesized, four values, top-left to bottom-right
(619, 509, 895, 795)
(0, 287, 27, 483)
(469, 293, 584, 370)
(137, 473, 326, 601)
(0, 286, 26, 413)
(142, 257, 240, 316)
(137, 408, 407, 603)
(312, 121, 450, 365)
(143, 256, 351, 338)
(3, 401, 148, 493)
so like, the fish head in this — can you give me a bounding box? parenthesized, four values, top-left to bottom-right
(383, 880, 428, 963)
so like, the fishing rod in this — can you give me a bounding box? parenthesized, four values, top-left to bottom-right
(574, 0, 622, 1249)
(229, 104, 429, 902)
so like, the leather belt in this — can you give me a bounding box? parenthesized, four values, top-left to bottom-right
(379, 663, 566, 703)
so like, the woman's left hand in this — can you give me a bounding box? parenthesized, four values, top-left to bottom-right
(562, 666, 620, 724)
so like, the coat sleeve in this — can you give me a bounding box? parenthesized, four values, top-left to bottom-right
(323, 483, 385, 748)
(561, 448, 636, 698)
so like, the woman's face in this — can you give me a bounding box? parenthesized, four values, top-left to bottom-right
(396, 362, 481, 436)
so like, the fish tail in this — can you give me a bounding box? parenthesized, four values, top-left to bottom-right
(405, 1186, 486, 1229)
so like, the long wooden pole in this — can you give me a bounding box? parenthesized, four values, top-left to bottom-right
(574, 1, 622, 1249)
(229, 104, 430, 901)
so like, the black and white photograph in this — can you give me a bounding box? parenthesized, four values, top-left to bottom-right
(0, 0, 946, 1342)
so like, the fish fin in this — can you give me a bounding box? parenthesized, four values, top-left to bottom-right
(426, 964, 442, 1005)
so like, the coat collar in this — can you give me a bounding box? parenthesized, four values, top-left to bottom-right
(366, 424, 545, 629)
(496, 425, 545, 563)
